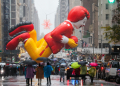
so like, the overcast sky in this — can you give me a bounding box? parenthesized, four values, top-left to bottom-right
(34, 0, 59, 35)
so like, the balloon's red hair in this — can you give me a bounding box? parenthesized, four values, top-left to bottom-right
(67, 6, 90, 22)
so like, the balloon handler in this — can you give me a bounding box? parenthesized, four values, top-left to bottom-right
(6, 6, 90, 63)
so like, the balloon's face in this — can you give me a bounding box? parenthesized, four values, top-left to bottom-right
(72, 17, 87, 29)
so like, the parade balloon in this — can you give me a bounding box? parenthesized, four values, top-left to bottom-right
(6, 6, 90, 63)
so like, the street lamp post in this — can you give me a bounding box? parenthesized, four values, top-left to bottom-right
(79, 30, 94, 61)
(93, 32, 94, 60)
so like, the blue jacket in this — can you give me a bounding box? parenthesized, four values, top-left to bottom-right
(43, 65, 53, 78)
(24, 67, 27, 79)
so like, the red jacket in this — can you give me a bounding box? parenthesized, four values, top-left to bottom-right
(44, 20, 78, 54)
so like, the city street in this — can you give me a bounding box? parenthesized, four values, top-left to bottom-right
(0, 75, 120, 86)
(1, 0, 120, 86)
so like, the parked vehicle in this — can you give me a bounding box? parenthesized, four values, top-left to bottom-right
(116, 68, 120, 84)
(105, 61, 119, 81)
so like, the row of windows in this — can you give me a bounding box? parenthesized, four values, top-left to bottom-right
(100, 14, 109, 20)
(99, 3, 109, 9)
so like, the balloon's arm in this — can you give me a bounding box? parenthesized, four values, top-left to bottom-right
(61, 35, 78, 48)
(51, 22, 72, 42)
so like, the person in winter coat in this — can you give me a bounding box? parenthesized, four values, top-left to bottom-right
(43, 62, 53, 85)
(59, 65, 65, 82)
(24, 65, 27, 84)
(26, 65, 35, 85)
(55, 65, 59, 75)
(35, 63, 44, 85)
(5, 65, 9, 77)
(88, 66, 96, 83)
(80, 64, 87, 83)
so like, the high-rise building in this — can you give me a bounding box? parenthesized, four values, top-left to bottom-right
(59, 0, 69, 23)
(0, 0, 3, 58)
(55, 4, 60, 28)
(98, 0, 117, 48)
(10, 0, 20, 27)
(33, 7, 40, 41)
(0, 0, 40, 61)
(1, 0, 10, 58)
(55, 0, 69, 28)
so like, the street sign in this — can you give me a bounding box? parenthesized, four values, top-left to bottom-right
(65, 49, 71, 51)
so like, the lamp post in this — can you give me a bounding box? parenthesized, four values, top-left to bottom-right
(79, 30, 94, 61)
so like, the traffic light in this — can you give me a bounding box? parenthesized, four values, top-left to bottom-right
(108, 0, 115, 3)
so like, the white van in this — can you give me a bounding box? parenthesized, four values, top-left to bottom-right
(105, 61, 119, 81)
(0, 62, 6, 67)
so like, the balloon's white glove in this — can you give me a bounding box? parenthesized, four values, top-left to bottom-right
(61, 35, 69, 44)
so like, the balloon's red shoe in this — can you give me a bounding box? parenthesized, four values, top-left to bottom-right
(9, 22, 34, 36)
(6, 31, 30, 50)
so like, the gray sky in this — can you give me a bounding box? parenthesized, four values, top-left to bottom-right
(34, 0, 59, 35)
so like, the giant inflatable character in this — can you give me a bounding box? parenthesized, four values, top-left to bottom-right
(6, 6, 90, 63)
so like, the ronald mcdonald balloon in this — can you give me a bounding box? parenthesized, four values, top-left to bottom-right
(6, 6, 90, 63)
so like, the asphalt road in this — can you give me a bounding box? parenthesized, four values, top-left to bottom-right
(0, 75, 120, 86)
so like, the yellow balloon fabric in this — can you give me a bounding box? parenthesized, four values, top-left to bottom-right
(24, 38, 52, 63)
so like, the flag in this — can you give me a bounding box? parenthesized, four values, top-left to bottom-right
(86, 44, 88, 47)
(83, 42, 85, 47)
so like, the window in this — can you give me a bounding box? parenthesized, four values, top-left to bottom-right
(20, 18, 22, 22)
(106, 33, 108, 40)
(112, 62, 119, 68)
(11, 19, 16, 25)
(11, 0, 15, 4)
(5, 15, 9, 19)
(106, 4, 109, 9)
(11, 5, 16, 11)
(5, 9, 9, 14)
(23, 0, 25, 3)
(11, 12, 16, 18)
(23, 6, 25, 17)
(106, 14, 109, 20)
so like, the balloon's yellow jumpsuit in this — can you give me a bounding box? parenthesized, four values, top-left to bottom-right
(24, 29, 52, 63)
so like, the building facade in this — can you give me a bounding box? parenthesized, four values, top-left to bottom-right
(0, 0, 40, 62)
(98, 0, 117, 48)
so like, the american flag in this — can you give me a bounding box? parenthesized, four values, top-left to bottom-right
(83, 42, 85, 47)
(86, 44, 88, 47)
